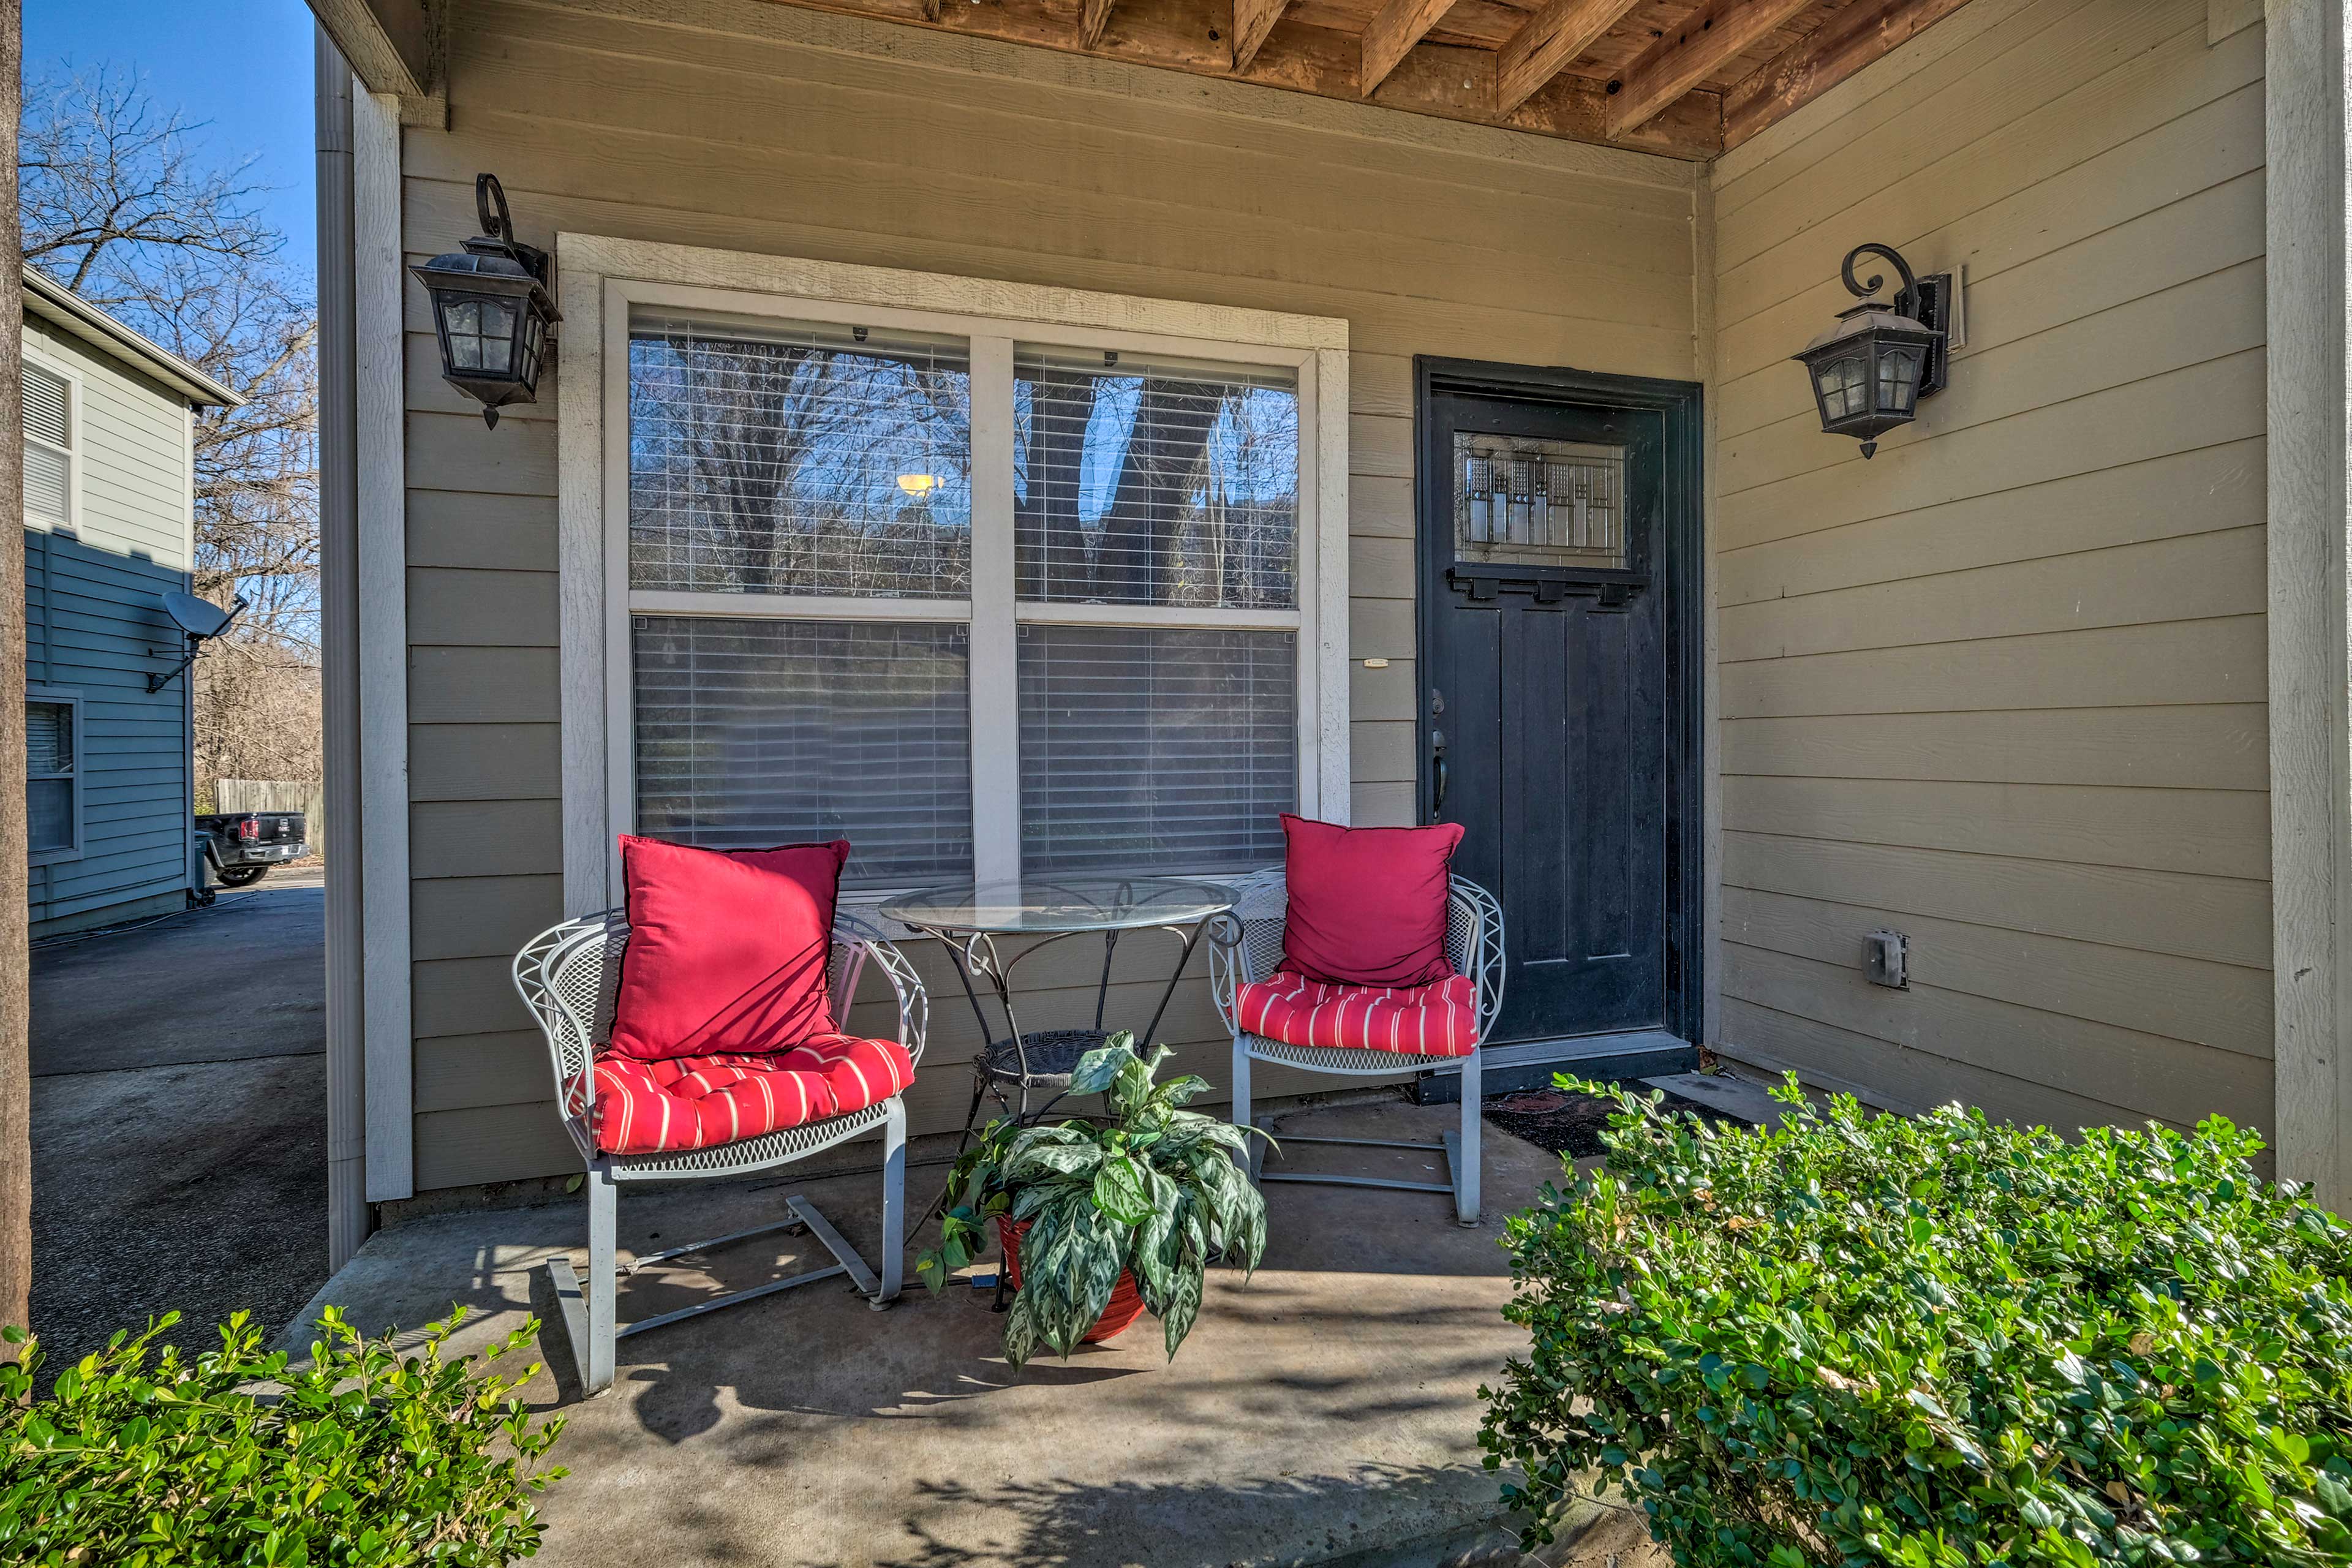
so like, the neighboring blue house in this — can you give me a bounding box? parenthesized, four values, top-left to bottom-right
(21, 269, 242, 938)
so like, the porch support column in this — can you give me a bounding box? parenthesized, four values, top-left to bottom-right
(316, 29, 371, 1265)
(2265, 0, 2352, 1210)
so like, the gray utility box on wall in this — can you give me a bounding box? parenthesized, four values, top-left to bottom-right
(1864, 930, 1909, 990)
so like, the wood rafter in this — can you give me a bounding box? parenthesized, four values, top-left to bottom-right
(748, 0, 1723, 157)
(1360, 0, 1464, 96)
(1722, 0, 1975, 148)
(1079, 0, 1117, 49)
(1232, 0, 1291, 69)
(1494, 0, 1642, 118)
(1605, 0, 1818, 138)
(307, 0, 434, 96)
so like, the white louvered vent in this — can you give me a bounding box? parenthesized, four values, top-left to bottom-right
(21, 364, 70, 526)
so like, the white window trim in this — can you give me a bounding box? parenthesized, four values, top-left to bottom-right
(21, 349, 81, 535)
(556, 236, 1350, 916)
(26, 685, 82, 867)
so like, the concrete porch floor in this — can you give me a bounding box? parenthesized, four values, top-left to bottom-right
(292, 1096, 1627, 1568)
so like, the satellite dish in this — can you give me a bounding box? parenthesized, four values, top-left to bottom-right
(163, 592, 235, 641)
(148, 594, 245, 693)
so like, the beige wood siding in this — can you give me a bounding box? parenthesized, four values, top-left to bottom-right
(399, 0, 1696, 1191)
(1707, 0, 2272, 1142)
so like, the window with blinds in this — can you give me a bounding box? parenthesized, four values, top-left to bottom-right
(620, 302, 1317, 892)
(1014, 347, 1297, 608)
(633, 616, 972, 888)
(1018, 626, 1294, 875)
(628, 318, 972, 598)
(27, 698, 75, 856)
(21, 363, 70, 527)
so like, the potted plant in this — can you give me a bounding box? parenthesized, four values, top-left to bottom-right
(916, 1033, 1269, 1367)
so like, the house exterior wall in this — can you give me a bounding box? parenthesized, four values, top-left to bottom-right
(1705, 0, 2272, 1140)
(395, 0, 1698, 1191)
(23, 315, 197, 937)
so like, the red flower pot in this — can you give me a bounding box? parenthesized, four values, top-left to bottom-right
(996, 1215, 1148, 1344)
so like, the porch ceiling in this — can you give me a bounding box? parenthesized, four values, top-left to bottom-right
(737, 0, 1978, 158)
(328, 0, 1975, 159)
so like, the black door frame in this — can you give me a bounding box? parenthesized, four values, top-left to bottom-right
(1411, 355, 1706, 1048)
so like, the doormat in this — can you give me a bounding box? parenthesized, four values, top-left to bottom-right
(1483, 1083, 1747, 1159)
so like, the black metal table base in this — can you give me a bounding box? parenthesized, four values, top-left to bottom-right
(881, 878, 1238, 1235)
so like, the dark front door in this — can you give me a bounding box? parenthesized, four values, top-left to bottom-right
(1419, 380, 1672, 1046)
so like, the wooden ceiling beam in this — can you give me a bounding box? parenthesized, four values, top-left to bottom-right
(753, 0, 1722, 157)
(1359, 0, 1464, 96)
(1232, 0, 1291, 69)
(1605, 0, 1817, 138)
(1722, 0, 1977, 149)
(1495, 0, 1642, 117)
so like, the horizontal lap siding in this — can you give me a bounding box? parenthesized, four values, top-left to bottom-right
(24, 318, 194, 935)
(401, 0, 1697, 1191)
(1706, 0, 2272, 1144)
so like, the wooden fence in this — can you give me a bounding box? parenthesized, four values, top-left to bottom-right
(214, 778, 323, 845)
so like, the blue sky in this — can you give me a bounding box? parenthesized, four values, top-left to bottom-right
(28, 0, 320, 281)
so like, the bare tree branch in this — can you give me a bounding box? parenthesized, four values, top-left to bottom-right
(20, 66, 320, 803)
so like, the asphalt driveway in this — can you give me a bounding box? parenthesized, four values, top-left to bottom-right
(30, 870, 326, 1372)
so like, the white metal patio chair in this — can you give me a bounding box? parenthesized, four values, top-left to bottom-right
(1210, 868, 1506, 1225)
(513, 907, 927, 1395)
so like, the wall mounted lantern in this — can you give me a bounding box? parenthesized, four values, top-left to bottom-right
(410, 174, 559, 429)
(1791, 242, 1953, 458)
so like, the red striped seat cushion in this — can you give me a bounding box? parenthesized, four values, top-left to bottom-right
(1234, 971, 1479, 1059)
(584, 1034, 914, 1155)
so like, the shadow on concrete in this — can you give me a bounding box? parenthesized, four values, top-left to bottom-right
(287, 1097, 1569, 1567)
(869, 1464, 1510, 1568)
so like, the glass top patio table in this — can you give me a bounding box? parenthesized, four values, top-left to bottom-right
(880, 873, 1241, 1144)
(880, 875, 1238, 937)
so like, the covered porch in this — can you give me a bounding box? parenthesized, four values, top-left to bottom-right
(292, 1095, 1662, 1567)
(282, 0, 2334, 1555)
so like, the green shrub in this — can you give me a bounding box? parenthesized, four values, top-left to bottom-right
(0, 1305, 565, 1567)
(916, 1034, 1267, 1366)
(1480, 1078, 2352, 1567)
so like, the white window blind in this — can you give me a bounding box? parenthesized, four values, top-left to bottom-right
(628, 318, 971, 598)
(27, 699, 74, 855)
(1018, 625, 1295, 876)
(1014, 345, 1297, 608)
(21, 363, 69, 526)
(633, 616, 972, 888)
(619, 300, 1321, 892)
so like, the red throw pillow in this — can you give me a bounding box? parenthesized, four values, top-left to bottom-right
(1278, 813, 1465, 988)
(607, 835, 850, 1061)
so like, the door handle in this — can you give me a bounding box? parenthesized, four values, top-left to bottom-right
(1430, 729, 1448, 818)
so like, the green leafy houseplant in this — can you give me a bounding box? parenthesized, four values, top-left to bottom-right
(1480, 1077, 2352, 1567)
(918, 1032, 1268, 1367)
(0, 1304, 566, 1567)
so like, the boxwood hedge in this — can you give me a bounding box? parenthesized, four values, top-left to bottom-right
(0, 1305, 564, 1566)
(1480, 1079, 2352, 1567)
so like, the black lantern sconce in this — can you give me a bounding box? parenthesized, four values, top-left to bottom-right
(1790, 243, 1955, 458)
(410, 174, 559, 429)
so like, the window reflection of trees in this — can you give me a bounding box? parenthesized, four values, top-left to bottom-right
(1014, 355, 1298, 609)
(628, 328, 973, 598)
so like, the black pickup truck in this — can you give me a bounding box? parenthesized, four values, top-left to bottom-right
(194, 810, 308, 888)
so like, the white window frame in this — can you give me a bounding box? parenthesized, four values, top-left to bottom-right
(556, 238, 1349, 914)
(20, 350, 81, 534)
(26, 685, 82, 867)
